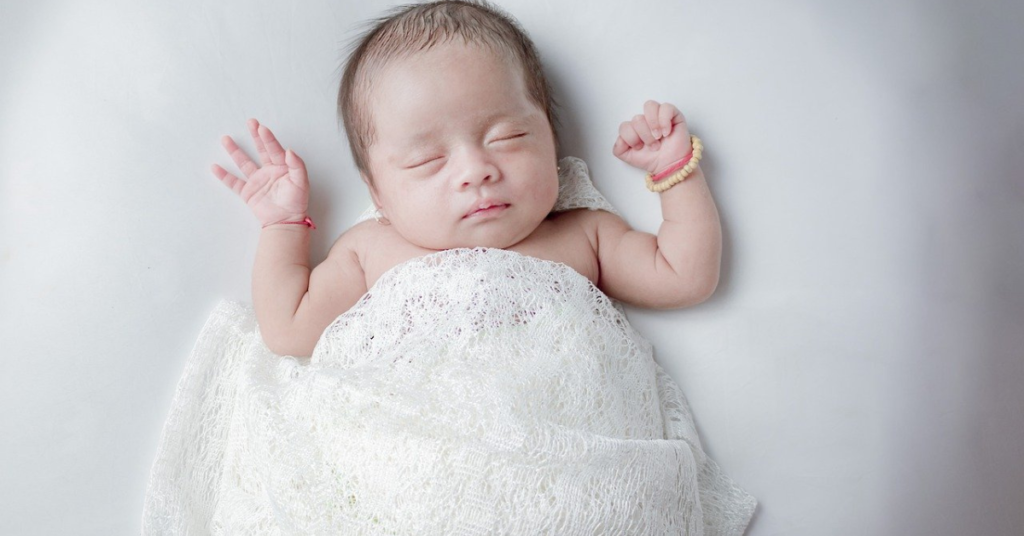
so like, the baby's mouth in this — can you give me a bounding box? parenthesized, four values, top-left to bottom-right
(465, 203, 510, 218)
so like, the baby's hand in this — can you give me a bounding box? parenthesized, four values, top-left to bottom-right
(211, 119, 311, 226)
(612, 100, 693, 175)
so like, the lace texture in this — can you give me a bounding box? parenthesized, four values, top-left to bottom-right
(143, 157, 756, 535)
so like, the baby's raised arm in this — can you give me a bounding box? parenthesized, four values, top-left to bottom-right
(592, 101, 722, 309)
(212, 119, 367, 357)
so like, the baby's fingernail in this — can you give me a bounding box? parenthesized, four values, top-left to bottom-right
(652, 129, 661, 138)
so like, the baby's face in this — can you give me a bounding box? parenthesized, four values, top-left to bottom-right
(363, 41, 559, 250)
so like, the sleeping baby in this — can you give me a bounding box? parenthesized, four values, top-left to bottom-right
(143, 1, 756, 534)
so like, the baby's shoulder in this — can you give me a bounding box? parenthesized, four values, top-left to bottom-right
(327, 219, 377, 264)
(548, 207, 637, 274)
(551, 206, 624, 246)
(528, 208, 624, 287)
(332, 219, 428, 290)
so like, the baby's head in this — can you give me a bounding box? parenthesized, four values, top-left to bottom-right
(337, 0, 562, 250)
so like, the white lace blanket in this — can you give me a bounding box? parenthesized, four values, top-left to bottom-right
(143, 158, 756, 535)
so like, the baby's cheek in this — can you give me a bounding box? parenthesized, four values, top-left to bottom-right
(541, 175, 559, 206)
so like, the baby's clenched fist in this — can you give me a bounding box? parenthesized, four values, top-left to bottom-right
(612, 100, 693, 176)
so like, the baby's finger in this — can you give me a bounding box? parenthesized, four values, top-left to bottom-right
(632, 115, 658, 148)
(659, 103, 681, 137)
(612, 136, 631, 158)
(284, 149, 309, 189)
(221, 135, 259, 178)
(258, 124, 287, 166)
(247, 119, 272, 166)
(618, 120, 643, 150)
(644, 100, 662, 138)
(211, 163, 246, 197)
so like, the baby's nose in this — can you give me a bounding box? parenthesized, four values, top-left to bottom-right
(456, 154, 500, 189)
(461, 171, 496, 188)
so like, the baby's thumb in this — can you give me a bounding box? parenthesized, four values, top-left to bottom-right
(285, 148, 304, 169)
(284, 149, 309, 189)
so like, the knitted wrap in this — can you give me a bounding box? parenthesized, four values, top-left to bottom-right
(142, 157, 756, 535)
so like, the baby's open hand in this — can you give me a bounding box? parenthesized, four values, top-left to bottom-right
(211, 119, 311, 226)
(612, 100, 693, 175)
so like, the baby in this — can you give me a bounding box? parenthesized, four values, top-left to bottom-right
(147, 2, 759, 531)
(211, 0, 722, 358)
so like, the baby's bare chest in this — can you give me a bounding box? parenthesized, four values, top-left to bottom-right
(360, 210, 599, 291)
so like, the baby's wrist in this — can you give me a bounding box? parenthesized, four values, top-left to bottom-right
(650, 142, 695, 176)
(261, 215, 317, 230)
(645, 135, 703, 193)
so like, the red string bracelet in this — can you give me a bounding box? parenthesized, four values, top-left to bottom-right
(645, 135, 704, 193)
(650, 150, 695, 182)
(262, 215, 316, 230)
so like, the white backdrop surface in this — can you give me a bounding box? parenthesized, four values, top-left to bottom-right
(1, 0, 1022, 534)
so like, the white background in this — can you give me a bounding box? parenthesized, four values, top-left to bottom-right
(2, 0, 1022, 534)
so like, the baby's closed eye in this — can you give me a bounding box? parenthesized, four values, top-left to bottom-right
(492, 132, 527, 142)
(487, 132, 529, 151)
(407, 155, 445, 169)
(403, 131, 529, 170)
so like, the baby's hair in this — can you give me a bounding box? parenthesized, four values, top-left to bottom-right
(337, 0, 561, 187)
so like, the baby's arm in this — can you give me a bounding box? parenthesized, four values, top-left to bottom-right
(213, 119, 367, 356)
(253, 225, 367, 356)
(594, 101, 722, 309)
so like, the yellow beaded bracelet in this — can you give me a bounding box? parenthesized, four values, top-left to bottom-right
(645, 135, 703, 193)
